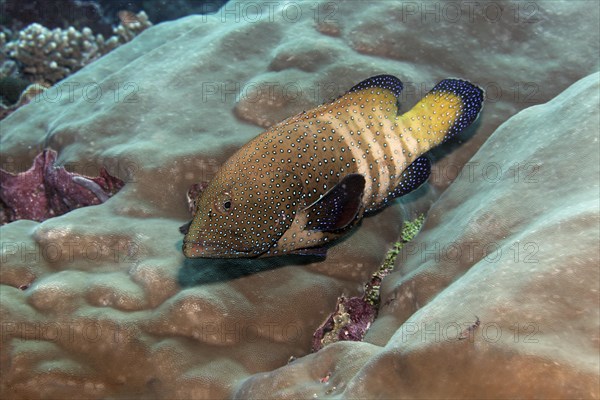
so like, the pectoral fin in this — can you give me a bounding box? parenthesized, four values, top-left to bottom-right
(303, 174, 365, 232)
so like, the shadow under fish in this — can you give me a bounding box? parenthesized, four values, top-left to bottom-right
(177, 252, 324, 286)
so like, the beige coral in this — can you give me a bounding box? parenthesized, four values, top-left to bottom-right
(114, 10, 153, 43)
(0, 1, 598, 398)
(4, 11, 151, 84)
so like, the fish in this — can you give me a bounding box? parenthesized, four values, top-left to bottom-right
(118, 10, 140, 25)
(182, 75, 483, 258)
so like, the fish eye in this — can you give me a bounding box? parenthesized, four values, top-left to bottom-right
(214, 192, 233, 214)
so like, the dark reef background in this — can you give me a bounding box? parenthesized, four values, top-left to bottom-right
(0, 0, 228, 32)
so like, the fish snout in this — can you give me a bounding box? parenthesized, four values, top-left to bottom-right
(182, 240, 206, 258)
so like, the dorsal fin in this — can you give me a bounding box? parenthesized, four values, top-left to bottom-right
(348, 75, 404, 98)
(303, 174, 365, 232)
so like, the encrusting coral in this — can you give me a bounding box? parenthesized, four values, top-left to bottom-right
(364, 214, 426, 305)
(0, 149, 124, 225)
(312, 215, 425, 352)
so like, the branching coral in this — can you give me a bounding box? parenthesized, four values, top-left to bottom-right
(3, 11, 152, 85)
(0, 32, 19, 80)
(4, 23, 118, 83)
(113, 10, 152, 43)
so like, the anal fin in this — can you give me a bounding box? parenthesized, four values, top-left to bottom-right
(390, 156, 431, 199)
(288, 247, 328, 257)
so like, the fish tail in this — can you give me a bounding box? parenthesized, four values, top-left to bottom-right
(430, 79, 484, 140)
(397, 79, 484, 153)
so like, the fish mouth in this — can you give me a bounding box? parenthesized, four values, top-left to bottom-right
(182, 240, 260, 259)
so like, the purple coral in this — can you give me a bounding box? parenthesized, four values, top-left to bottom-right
(0, 149, 124, 225)
(312, 296, 378, 352)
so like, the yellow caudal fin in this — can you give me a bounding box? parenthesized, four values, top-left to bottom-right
(397, 79, 484, 153)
